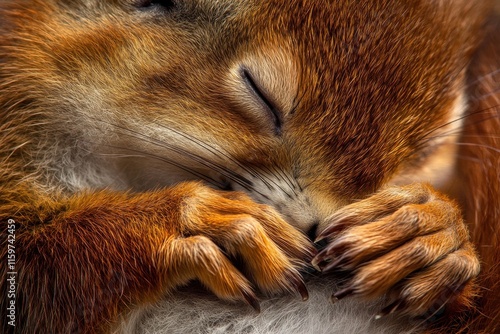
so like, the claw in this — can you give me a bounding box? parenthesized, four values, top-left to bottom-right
(321, 256, 344, 273)
(288, 271, 309, 301)
(330, 295, 340, 304)
(305, 244, 319, 262)
(311, 249, 329, 271)
(376, 299, 405, 319)
(296, 277, 310, 301)
(314, 238, 328, 250)
(312, 242, 347, 272)
(242, 290, 260, 313)
(332, 287, 354, 300)
(311, 259, 323, 272)
(302, 263, 319, 275)
(315, 216, 354, 243)
(314, 229, 331, 244)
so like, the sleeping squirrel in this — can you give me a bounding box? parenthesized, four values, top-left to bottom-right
(1, 0, 499, 333)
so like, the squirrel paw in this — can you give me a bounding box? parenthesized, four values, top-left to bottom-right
(161, 183, 316, 310)
(313, 183, 480, 318)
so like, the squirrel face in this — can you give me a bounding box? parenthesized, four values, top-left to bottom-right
(2, 0, 490, 231)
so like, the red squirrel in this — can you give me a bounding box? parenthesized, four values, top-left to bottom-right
(0, 0, 498, 333)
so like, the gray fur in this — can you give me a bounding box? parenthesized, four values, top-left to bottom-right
(117, 277, 422, 334)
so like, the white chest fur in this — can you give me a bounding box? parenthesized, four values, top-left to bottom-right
(117, 277, 422, 334)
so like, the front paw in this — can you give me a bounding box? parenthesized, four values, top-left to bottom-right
(161, 182, 315, 311)
(312, 183, 480, 318)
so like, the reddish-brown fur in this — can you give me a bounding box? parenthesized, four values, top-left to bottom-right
(449, 12, 500, 333)
(0, 0, 498, 333)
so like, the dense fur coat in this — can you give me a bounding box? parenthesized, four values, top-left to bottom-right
(0, 1, 498, 333)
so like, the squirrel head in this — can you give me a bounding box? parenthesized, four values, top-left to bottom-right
(0, 0, 493, 232)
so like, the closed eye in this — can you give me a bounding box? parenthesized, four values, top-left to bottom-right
(241, 68, 283, 135)
(135, 0, 176, 11)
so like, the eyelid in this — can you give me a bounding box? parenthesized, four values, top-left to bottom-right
(134, 0, 176, 11)
(240, 67, 283, 135)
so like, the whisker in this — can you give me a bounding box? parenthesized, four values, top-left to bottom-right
(455, 154, 484, 164)
(146, 119, 302, 198)
(274, 165, 300, 195)
(416, 64, 500, 145)
(80, 117, 279, 197)
(454, 142, 500, 154)
(256, 164, 296, 198)
(415, 105, 499, 151)
(75, 139, 227, 188)
(149, 121, 276, 191)
(422, 106, 498, 140)
(422, 114, 500, 144)
(466, 68, 500, 89)
(119, 129, 254, 191)
(460, 134, 500, 139)
(471, 88, 500, 103)
(86, 117, 252, 186)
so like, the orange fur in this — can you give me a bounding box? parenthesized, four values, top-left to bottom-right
(451, 13, 500, 334)
(1, 181, 313, 333)
(0, 0, 499, 333)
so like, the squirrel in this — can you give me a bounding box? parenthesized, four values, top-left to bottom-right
(0, 0, 498, 333)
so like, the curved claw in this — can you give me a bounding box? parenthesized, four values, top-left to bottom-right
(321, 256, 345, 273)
(332, 287, 355, 300)
(242, 290, 261, 313)
(315, 216, 356, 243)
(304, 244, 319, 262)
(311, 243, 348, 272)
(311, 248, 329, 271)
(287, 271, 309, 301)
(295, 277, 309, 301)
(376, 299, 406, 319)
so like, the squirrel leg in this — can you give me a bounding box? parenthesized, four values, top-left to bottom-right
(313, 183, 480, 319)
(0, 181, 313, 334)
